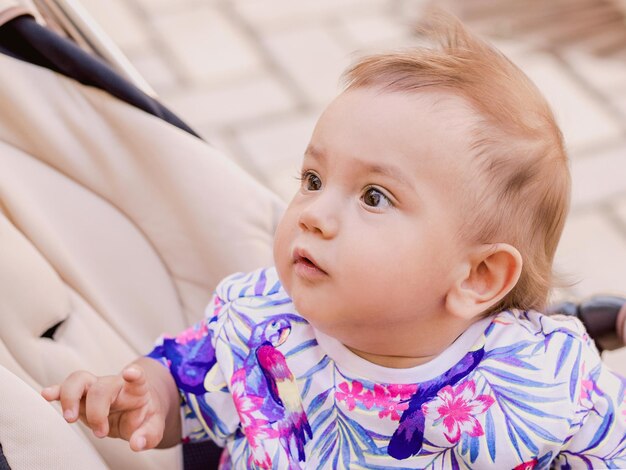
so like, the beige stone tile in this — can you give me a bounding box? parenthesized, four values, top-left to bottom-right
(611, 92, 626, 122)
(161, 74, 294, 129)
(79, 0, 150, 51)
(131, 0, 194, 15)
(233, 0, 388, 30)
(563, 50, 626, 92)
(261, 26, 352, 105)
(151, 6, 262, 86)
(613, 195, 626, 229)
(489, 38, 534, 63)
(234, 112, 321, 201)
(516, 53, 621, 153)
(337, 13, 412, 50)
(555, 212, 626, 299)
(570, 143, 626, 208)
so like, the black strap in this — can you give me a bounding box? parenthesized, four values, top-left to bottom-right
(0, 15, 200, 138)
(0, 442, 11, 470)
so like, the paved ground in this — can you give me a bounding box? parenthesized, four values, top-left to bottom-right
(80, 0, 626, 363)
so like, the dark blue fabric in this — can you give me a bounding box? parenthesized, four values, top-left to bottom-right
(0, 443, 10, 470)
(0, 15, 200, 138)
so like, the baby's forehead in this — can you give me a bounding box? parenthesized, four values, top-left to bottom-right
(309, 89, 483, 198)
(318, 87, 482, 163)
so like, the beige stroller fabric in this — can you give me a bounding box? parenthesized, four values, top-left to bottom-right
(0, 0, 36, 25)
(0, 48, 284, 468)
(0, 365, 107, 469)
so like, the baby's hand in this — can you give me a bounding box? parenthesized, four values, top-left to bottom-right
(41, 365, 165, 451)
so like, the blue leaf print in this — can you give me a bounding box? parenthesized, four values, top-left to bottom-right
(267, 279, 282, 295)
(537, 451, 553, 468)
(507, 411, 539, 455)
(470, 435, 479, 463)
(504, 395, 566, 420)
(569, 343, 582, 403)
(312, 407, 333, 433)
(320, 421, 337, 454)
(307, 388, 331, 417)
(332, 444, 340, 468)
(461, 433, 469, 456)
(253, 269, 266, 295)
(341, 420, 365, 464)
(516, 414, 562, 443)
(336, 408, 381, 454)
(450, 449, 461, 470)
(482, 366, 556, 388)
(319, 426, 337, 461)
(302, 376, 313, 398)
(299, 355, 331, 380)
(587, 407, 614, 450)
(490, 384, 561, 404)
(505, 419, 523, 460)
(485, 409, 496, 461)
(286, 339, 318, 358)
(555, 334, 574, 378)
(340, 431, 351, 468)
(237, 285, 250, 298)
(258, 297, 293, 308)
(497, 356, 540, 370)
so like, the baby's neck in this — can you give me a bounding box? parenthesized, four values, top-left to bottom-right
(345, 347, 439, 368)
(338, 315, 482, 369)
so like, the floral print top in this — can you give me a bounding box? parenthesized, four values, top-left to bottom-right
(147, 267, 626, 469)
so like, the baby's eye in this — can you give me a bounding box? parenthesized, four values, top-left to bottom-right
(301, 171, 322, 191)
(362, 187, 392, 209)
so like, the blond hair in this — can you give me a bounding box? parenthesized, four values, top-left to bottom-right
(342, 14, 571, 313)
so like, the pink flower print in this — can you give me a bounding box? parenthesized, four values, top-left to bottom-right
(211, 295, 225, 319)
(175, 321, 209, 344)
(336, 380, 364, 411)
(378, 400, 409, 421)
(231, 373, 279, 470)
(387, 383, 418, 400)
(580, 378, 594, 402)
(232, 381, 265, 428)
(579, 363, 595, 404)
(421, 380, 495, 444)
(513, 458, 538, 470)
(360, 384, 389, 410)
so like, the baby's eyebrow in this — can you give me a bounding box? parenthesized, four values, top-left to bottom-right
(358, 161, 412, 188)
(305, 144, 413, 189)
(304, 144, 325, 162)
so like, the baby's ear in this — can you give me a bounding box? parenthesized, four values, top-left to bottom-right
(446, 243, 522, 319)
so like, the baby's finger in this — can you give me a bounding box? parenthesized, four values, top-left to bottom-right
(41, 384, 61, 402)
(121, 366, 148, 397)
(85, 376, 124, 438)
(58, 371, 97, 423)
(129, 413, 165, 452)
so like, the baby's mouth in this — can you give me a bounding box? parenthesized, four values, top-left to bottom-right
(293, 249, 328, 275)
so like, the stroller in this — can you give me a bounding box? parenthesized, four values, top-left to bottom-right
(0, 1, 624, 468)
(0, 1, 284, 468)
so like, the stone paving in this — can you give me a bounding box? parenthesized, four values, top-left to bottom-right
(79, 0, 626, 364)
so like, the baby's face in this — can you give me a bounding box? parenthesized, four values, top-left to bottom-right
(274, 87, 479, 354)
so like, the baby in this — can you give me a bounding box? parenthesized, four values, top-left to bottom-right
(42, 15, 626, 469)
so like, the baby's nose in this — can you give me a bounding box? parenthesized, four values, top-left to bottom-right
(297, 197, 339, 238)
